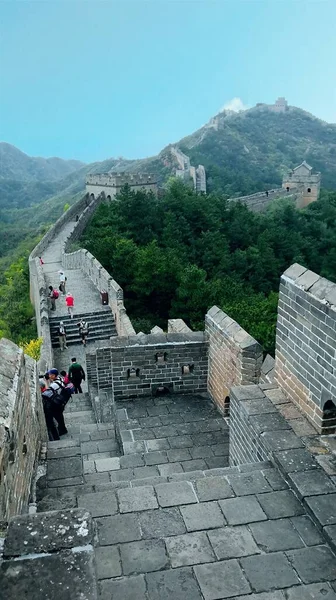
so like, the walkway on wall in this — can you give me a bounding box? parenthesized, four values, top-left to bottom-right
(41, 218, 116, 382)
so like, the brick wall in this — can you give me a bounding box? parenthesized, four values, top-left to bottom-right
(205, 306, 263, 415)
(0, 339, 47, 523)
(228, 188, 298, 213)
(87, 333, 208, 400)
(275, 263, 336, 433)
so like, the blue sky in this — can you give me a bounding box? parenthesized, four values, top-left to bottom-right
(1, 0, 335, 162)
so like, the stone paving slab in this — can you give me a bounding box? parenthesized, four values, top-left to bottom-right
(286, 545, 336, 584)
(146, 566, 203, 600)
(194, 559, 251, 599)
(117, 485, 158, 512)
(120, 539, 169, 575)
(4, 509, 93, 557)
(165, 531, 216, 567)
(208, 525, 260, 560)
(139, 507, 186, 539)
(155, 481, 198, 507)
(100, 574, 147, 600)
(180, 501, 225, 532)
(1, 548, 97, 600)
(240, 551, 300, 592)
(219, 495, 267, 525)
(256, 490, 305, 519)
(95, 545, 122, 579)
(249, 518, 305, 552)
(97, 513, 142, 545)
(77, 491, 118, 518)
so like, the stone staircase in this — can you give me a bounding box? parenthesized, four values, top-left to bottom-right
(36, 392, 336, 599)
(49, 309, 117, 347)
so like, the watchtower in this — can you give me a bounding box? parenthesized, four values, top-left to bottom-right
(282, 161, 321, 207)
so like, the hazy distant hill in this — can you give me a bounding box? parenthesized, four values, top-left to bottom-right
(0, 142, 84, 182)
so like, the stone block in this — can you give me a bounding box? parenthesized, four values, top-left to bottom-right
(165, 531, 215, 567)
(181, 501, 225, 532)
(286, 583, 336, 600)
(195, 476, 234, 502)
(120, 539, 168, 575)
(4, 509, 93, 557)
(168, 435, 193, 449)
(241, 398, 277, 415)
(249, 412, 291, 433)
(296, 270, 321, 291)
(257, 490, 305, 519)
(231, 385, 265, 401)
(144, 451, 168, 466)
(249, 518, 304, 552)
(291, 515, 324, 546)
(194, 559, 251, 599)
(286, 545, 336, 583)
(218, 496, 267, 525)
(100, 574, 146, 600)
(241, 552, 299, 592)
(146, 438, 170, 452)
(95, 457, 120, 472)
(77, 491, 118, 518)
(158, 462, 183, 476)
(167, 448, 192, 462)
(117, 485, 158, 512)
(275, 448, 318, 473)
(227, 471, 272, 496)
(283, 263, 307, 281)
(208, 524, 260, 560)
(139, 507, 186, 539)
(96, 513, 141, 545)
(146, 567, 203, 600)
(1, 548, 97, 600)
(262, 430, 304, 451)
(47, 456, 82, 480)
(120, 454, 145, 469)
(288, 469, 336, 498)
(124, 440, 146, 454)
(95, 545, 122, 579)
(155, 481, 197, 507)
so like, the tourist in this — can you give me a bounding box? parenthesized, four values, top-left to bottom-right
(57, 321, 67, 351)
(60, 370, 70, 385)
(39, 256, 44, 266)
(65, 292, 74, 318)
(68, 357, 86, 394)
(39, 374, 47, 393)
(59, 270, 66, 295)
(77, 318, 89, 346)
(48, 285, 59, 311)
(47, 368, 68, 436)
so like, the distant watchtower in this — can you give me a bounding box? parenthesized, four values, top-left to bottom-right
(282, 161, 321, 208)
(86, 172, 157, 200)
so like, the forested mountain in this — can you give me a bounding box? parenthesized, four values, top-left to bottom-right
(0, 143, 84, 182)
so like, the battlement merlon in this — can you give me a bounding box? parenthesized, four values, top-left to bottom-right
(86, 172, 157, 187)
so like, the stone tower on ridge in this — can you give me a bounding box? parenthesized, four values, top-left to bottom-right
(282, 161, 321, 208)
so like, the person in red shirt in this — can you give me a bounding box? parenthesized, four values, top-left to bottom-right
(65, 292, 74, 318)
(60, 370, 70, 385)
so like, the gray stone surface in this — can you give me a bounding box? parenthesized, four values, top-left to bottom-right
(1, 549, 97, 600)
(291, 515, 324, 546)
(146, 567, 203, 600)
(219, 495, 267, 525)
(100, 574, 146, 600)
(4, 509, 93, 557)
(155, 481, 197, 507)
(227, 471, 272, 496)
(47, 456, 82, 480)
(144, 451, 168, 466)
(305, 494, 336, 526)
(95, 545, 122, 579)
(287, 546, 336, 583)
(195, 476, 234, 502)
(275, 448, 318, 473)
(249, 518, 304, 552)
(96, 513, 142, 545)
(118, 485, 158, 513)
(194, 559, 251, 599)
(167, 448, 192, 462)
(158, 462, 183, 476)
(286, 583, 336, 599)
(165, 531, 215, 567)
(120, 539, 169, 575)
(241, 552, 299, 592)
(146, 439, 170, 452)
(257, 490, 305, 519)
(262, 430, 304, 451)
(289, 469, 336, 497)
(139, 507, 186, 539)
(181, 501, 225, 531)
(208, 525, 260, 559)
(77, 491, 118, 517)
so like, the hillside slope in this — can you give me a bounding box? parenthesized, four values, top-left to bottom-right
(0, 142, 84, 182)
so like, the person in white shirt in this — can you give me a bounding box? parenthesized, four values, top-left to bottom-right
(59, 270, 66, 295)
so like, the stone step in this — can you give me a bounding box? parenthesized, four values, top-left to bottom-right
(51, 323, 116, 339)
(49, 309, 113, 325)
(52, 331, 117, 348)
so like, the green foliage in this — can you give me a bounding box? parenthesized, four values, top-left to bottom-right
(63, 202, 70, 212)
(80, 184, 336, 355)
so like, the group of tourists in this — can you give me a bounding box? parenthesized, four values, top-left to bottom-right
(47, 270, 75, 318)
(39, 358, 86, 441)
(57, 318, 89, 350)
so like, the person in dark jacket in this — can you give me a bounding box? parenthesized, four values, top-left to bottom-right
(57, 321, 67, 351)
(68, 357, 86, 394)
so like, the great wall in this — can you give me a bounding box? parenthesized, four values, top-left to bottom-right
(1, 169, 336, 598)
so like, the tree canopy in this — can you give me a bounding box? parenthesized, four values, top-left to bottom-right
(80, 182, 336, 355)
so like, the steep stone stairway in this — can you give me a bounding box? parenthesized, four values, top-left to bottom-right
(49, 309, 117, 348)
(36, 392, 336, 599)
